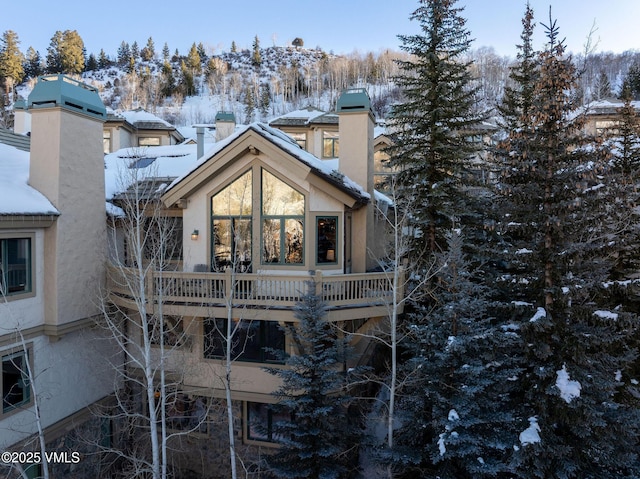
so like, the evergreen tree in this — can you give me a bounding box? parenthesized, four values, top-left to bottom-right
(196, 42, 207, 63)
(161, 60, 176, 97)
(117, 41, 131, 67)
(605, 88, 640, 279)
(389, 0, 486, 254)
(243, 85, 255, 123)
(86, 52, 98, 71)
(392, 229, 523, 478)
(496, 10, 640, 478)
(259, 82, 271, 118)
(141, 36, 155, 62)
(0, 30, 25, 96)
(186, 43, 201, 74)
(230, 41, 237, 53)
(23, 46, 43, 79)
(252, 35, 262, 67)
(162, 42, 170, 62)
(265, 283, 361, 479)
(179, 60, 196, 96)
(98, 49, 111, 69)
(45, 31, 64, 73)
(621, 62, 640, 100)
(594, 69, 612, 100)
(61, 30, 85, 74)
(131, 41, 139, 61)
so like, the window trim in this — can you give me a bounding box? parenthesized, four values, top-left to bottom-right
(315, 215, 339, 266)
(1, 346, 33, 418)
(210, 170, 254, 272)
(244, 401, 289, 446)
(203, 318, 285, 364)
(0, 233, 35, 301)
(322, 131, 339, 158)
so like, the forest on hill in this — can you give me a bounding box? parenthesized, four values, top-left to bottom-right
(1, 29, 640, 128)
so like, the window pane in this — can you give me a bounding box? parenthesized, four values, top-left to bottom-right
(285, 219, 303, 264)
(212, 219, 252, 272)
(317, 217, 337, 264)
(262, 219, 281, 263)
(1, 238, 31, 295)
(247, 401, 289, 442)
(263, 322, 285, 362)
(2, 352, 30, 413)
(204, 318, 226, 359)
(212, 170, 253, 216)
(262, 170, 304, 215)
(247, 402, 270, 441)
(139, 137, 161, 146)
(236, 320, 262, 361)
(323, 132, 339, 158)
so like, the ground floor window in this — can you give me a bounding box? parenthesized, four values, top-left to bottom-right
(204, 319, 285, 363)
(246, 401, 289, 443)
(2, 350, 31, 414)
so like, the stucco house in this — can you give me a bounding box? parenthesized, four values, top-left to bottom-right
(1, 76, 403, 476)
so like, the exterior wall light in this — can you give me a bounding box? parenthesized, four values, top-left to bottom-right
(191, 229, 199, 241)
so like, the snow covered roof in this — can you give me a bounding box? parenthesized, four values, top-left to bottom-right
(269, 106, 327, 126)
(583, 99, 640, 116)
(164, 122, 370, 203)
(104, 143, 198, 200)
(120, 108, 175, 129)
(0, 142, 59, 216)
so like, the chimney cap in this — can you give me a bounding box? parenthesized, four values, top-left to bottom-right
(336, 88, 371, 113)
(28, 74, 106, 121)
(215, 111, 236, 123)
(13, 98, 27, 110)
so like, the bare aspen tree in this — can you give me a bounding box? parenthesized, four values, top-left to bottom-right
(100, 160, 207, 479)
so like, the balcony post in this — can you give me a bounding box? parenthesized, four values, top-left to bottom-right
(224, 267, 233, 300)
(314, 270, 323, 297)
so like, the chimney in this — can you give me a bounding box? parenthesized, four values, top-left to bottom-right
(13, 98, 31, 135)
(215, 111, 236, 142)
(336, 88, 375, 272)
(193, 124, 214, 159)
(28, 75, 107, 329)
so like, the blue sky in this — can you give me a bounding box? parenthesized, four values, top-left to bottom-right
(1, 1, 638, 58)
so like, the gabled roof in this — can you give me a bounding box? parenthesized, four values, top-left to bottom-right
(162, 122, 370, 207)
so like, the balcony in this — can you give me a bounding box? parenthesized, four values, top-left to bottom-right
(107, 265, 405, 321)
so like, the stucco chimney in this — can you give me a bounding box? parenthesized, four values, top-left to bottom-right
(28, 75, 107, 329)
(336, 88, 375, 272)
(12, 98, 31, 135)
(215, 111, 236, 142)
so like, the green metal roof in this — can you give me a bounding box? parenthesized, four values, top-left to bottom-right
(215, 111, 236, 122)
(336, 88, 371, 113)
(13, 98, 27, 110)
(28, 75, 106, 120)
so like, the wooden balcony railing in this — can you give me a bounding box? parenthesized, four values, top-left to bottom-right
(107, 264, 405, 314)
